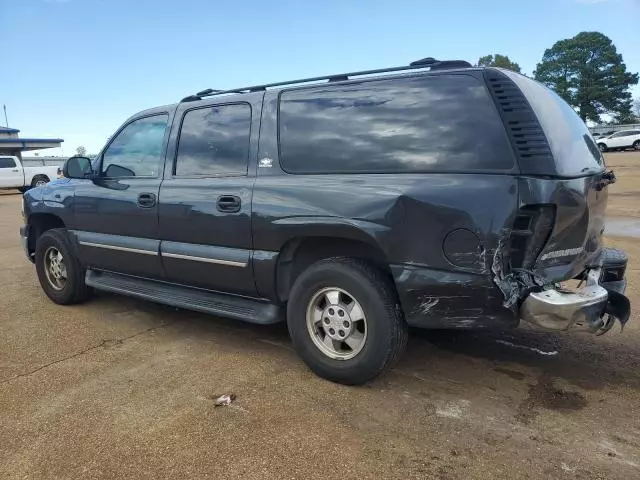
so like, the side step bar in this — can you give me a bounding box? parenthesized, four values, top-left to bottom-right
(85, 270, 281, 325)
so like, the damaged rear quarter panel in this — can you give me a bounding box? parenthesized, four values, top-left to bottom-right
(252, 173, 520, 328)
(519, 176, 607, 282)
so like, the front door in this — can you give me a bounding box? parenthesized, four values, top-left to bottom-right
(71, 112, 171, 278)
(158, 98, 261, 296)
(0, 157, 24, 188)
(607, 132, 626, 148)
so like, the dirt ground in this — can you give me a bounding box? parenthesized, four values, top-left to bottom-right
(1, 153, 639, 480)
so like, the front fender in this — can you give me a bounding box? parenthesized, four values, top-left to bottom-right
(23, 187, 43, 216)
(24, 179, 75, 229)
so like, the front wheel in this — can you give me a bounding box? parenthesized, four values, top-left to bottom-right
(287, 257, 408, 385)
(35, 229, 91, 305)
(633, 140, 640, 151)
(31, 175, 50, 188)
(598, 143, 607, 153)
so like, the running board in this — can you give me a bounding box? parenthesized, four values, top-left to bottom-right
(85, 270, 281, 325)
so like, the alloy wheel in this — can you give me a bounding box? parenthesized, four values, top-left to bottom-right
(306, 287, 367, 360)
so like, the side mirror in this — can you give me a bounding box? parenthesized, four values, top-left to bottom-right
(63, 156, 93, 179)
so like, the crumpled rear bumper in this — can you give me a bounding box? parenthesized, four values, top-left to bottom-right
(520, 248, 631, 334)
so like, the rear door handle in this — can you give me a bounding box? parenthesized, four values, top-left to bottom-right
(137, 192, 156, 208)
(216, 195, 241, 213)
(12, 169, 19, 172)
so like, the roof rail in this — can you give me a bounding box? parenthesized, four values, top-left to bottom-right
(181, 57, 472, 102)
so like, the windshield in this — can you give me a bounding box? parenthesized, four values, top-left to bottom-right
(502, 70, 605, 177)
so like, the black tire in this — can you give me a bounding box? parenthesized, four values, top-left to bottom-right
(18, 186, 28, 193)
(633, 140, 640, 151)
(598, 143, 607, 153)
(35, 228, 91, 305)
(287, 257, 408, 385)
(31, 175, 50, 188)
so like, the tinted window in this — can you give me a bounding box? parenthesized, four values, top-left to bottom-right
(175, 104, 251, 176)
(502, 71, 604, 177)
(0, 157, 16, 168)
(102, 114, 168, 177)
(278, 75, 513, 174)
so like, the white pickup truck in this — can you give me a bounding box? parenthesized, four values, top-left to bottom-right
(0, 156, 61, 192)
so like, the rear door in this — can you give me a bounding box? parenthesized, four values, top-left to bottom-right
(158, 94, 263, 296)
(0, 157, 24, 188)
(623, 130, 640, 147)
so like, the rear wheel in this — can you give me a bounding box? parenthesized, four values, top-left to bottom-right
(633, 140, 640, 151)
(287, 257, 408, 385)
(31, 175, 49, 188)
(35, 229, 91, 304)
(598, 143, 607, 152)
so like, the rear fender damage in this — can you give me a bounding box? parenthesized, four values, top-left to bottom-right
(491, 228, 543, 310)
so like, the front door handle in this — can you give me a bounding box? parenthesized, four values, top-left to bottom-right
(137, 192, 156, 208)
(216, 195, 241, 213)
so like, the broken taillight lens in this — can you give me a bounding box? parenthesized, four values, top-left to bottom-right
(509, 205, 556, 270)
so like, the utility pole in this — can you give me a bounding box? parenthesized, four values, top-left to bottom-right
(2, 105, 8, 128)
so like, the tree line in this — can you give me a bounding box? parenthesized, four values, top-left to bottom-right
(478, 32, 639, 125)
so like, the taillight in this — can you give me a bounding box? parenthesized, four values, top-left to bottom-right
(509, 205, 555, 270)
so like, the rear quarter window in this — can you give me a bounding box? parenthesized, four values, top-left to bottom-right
(278, 74, 514, 174)
(502, 70, 604, 177)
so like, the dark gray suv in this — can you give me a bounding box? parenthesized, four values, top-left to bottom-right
(20, 58, 630, 384)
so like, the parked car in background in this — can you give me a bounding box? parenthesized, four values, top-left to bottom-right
(20, 59, 631, 385)
(597, 130, 640, 152)
(0, 156, 61, 192)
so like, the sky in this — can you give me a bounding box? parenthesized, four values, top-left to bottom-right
(2, 0, 640, 156)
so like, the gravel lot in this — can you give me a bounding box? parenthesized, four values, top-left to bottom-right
(1, 153, 639, 479)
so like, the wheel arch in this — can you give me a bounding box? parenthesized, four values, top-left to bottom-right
(274, 233, 392, 302)
(27, 213, 66, 256)
(31, 174, 51, 187)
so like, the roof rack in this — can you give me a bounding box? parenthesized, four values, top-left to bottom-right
(181, 57, 472, 102)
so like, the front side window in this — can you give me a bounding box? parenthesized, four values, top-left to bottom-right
(278, 74, 514, 174)
(175, 104, 251, 177)
(102, 114, 168, 177)
(0, 157, 16, 168)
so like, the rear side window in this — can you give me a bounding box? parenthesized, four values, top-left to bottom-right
(175, 103, 251, 177)
(502, 71, 604, 177)
(0, 157, 17, 168)
(278, 74, 514, 174)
